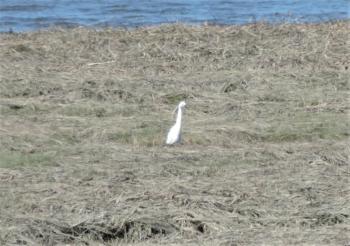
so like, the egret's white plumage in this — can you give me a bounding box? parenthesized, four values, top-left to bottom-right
(166, 101, 186, 145)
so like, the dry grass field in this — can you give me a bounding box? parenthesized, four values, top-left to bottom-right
(0, 21, 349, 245)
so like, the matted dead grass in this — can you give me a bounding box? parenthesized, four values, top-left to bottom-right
(0, 21, 349, 245)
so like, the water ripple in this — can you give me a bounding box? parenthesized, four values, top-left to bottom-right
(0, 0, 348, 32)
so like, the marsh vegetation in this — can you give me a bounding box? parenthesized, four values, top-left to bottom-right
(0, 21, 349, 245)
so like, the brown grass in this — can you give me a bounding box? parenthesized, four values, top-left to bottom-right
(0, 21, 349, 245)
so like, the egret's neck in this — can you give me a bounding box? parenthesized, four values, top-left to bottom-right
(175, 107, 182, 126)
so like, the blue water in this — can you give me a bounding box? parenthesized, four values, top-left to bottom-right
(0, 0, 349, 32)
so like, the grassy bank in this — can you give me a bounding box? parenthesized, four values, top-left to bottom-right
(0, 21, 349, 245)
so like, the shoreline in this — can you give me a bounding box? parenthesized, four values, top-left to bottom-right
(1, 19, 349, 34)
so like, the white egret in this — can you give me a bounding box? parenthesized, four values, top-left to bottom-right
(166, 101, 186, 145)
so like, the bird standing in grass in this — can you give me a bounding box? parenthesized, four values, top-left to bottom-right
(166, 101, 186, 145)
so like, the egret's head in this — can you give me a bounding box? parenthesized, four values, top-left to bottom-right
(178, 101, 186, 108)
(172, 101, 186, 115)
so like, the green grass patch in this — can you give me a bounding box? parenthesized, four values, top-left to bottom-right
(262, 112, 349, 142)
(60, 103, 138, 117)
(161, 92, 189, 105)
(0, 103, 50, 116)
(107, 123, 164, 146)
(0, 150, 56, 168)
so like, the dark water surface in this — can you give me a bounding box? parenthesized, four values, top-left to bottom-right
(0, 0, 349, 32)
